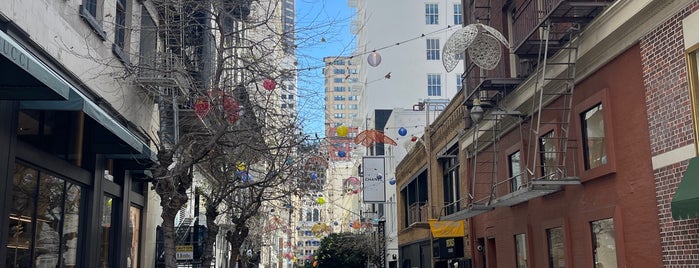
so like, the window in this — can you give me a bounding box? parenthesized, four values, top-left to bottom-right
(281, 94, 287, 99)
(454, 4, 463, 25)
(306, 210, 312, 221)
(312, 209, 320, 222)
(333, 59, 345, 65)
(334, 113, 345, 119)
(334, 104, 345, 110)
(348, 78, 359, 83)
(456, 74, 463, 92)
(690, 48, 699, 153)
(539, 130, 557, 179)
(101, 195, 117, 267)
(334, 95, 345, 101)
(509, 151, 523, 192)
(349, 69, 359, 74)
(426, 39, 440, 60)
(281, 103, 287, 108)
(334, 86, 346, 92)
(112, 0, 131, 63)
(591, 218, 617, 268)
(348, 95, 359, 101)
(428, 74, 441, 96)
(333, 69, 346, 74)
(128, 206, 142, 268)
(7, 164, 83, 268)
(582, 103, 607, 169)
(81, 0, 107, 40)
(349, 104, 358, 110)
(442, 145, 460, 215)
(138, 6, 157, 76)
(515, 233, 528, 268)
(547, 227, 566, 268)
(349, 113, 357, 119)
(425, 3, 439, 24)
(115, 0, 127, 49)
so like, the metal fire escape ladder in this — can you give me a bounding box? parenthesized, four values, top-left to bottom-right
(473, 0, 492, 24)
(524, 20, 581, 188)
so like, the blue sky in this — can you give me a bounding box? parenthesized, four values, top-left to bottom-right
(294, 0, 354, 137)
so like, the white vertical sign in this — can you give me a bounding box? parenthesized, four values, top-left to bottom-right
(362, 157, 386, 203)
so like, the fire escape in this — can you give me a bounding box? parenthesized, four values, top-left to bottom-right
(442, 0, 613, 221)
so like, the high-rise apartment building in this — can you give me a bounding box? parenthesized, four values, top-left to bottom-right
(323, 56, 360, 161)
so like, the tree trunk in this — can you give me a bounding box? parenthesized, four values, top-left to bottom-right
(201, 207, 219, 268)
(161, 210, 177, 268)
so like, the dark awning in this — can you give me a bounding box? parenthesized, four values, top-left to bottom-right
(672, 156, 699, 220)
(0, 30, 70, 100)
(20, 89, 156, 162)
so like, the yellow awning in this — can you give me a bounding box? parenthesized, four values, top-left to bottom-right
(428, 219, 465, 238)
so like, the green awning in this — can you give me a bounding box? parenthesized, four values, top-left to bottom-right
(0, 30, 70, 100)
(672, 156, 699, 220)
(20, 89, 156, 161)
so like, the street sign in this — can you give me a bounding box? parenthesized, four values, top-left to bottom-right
(176, 245, 194, 260)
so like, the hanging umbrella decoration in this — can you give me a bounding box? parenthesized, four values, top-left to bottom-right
(354, 129, 397, 147)
(311, 223, 332, 237)
(442, 23, 510, 72)
(344, 176, 362, 195)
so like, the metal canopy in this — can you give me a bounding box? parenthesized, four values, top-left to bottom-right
(0, 30, 70, 100)
(20, 89, 156, 161)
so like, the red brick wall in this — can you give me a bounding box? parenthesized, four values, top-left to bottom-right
(640, 1, 699, 267)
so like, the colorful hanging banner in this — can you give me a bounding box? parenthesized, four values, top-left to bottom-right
(428, 219, 465, 238)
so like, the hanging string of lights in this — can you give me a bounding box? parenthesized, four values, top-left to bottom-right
(295, 24, 459, 72)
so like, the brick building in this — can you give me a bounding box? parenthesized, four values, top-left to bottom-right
(395, 0, 699, 267)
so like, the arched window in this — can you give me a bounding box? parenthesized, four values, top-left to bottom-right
(312, 209, 319, 222)
(306, 210, 312, 221)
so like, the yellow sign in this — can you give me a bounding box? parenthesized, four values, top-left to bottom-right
(176, 245, 194, 260)
(428, 219, 465, 238)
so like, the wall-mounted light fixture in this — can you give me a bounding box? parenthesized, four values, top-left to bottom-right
(470, 98, 484, 124)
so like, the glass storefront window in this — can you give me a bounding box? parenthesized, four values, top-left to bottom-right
(547, 227, 566, 268)
(591, 218, 617, 268)
(6, 163, 82, 268)
(128, 206, 141, 268)
(100, 196, 115, 268)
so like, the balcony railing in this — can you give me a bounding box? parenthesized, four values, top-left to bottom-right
(512, 0, 614, 57)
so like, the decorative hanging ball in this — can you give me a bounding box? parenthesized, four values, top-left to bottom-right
(336, 125, 349, 137)
(367, 51, 382, 67)
(263, 79, 277, 90)
(310, 173, 318, 180)
(398, 127, 408, 136)
(237, 162, 246, 171)
(389, 178, 396, 185)
(316, 197, 326, 205)
(333, 221, 339, 226)
(338, 150, 347, 157)
(411, 136, 418, 142)
(376, 174, 383, 180)
(194, 98, 211, 118)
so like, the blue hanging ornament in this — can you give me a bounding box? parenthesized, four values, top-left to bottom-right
(310, 173, 318, 180)
(338, 150, 347, 157)
(398, 127, 407, 136)
(389, 178, 396, 185)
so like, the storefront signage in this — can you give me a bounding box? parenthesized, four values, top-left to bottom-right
(176, 245, 194, 260)
(362, 156, 386, 203)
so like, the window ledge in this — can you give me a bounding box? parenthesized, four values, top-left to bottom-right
(79, 5, 106, 41)
(112, 43, 131, 66)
